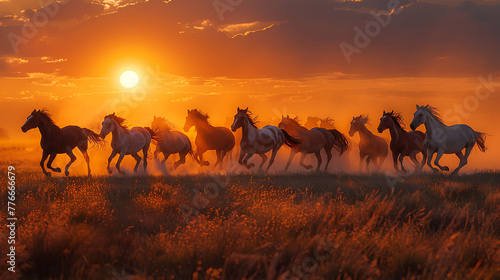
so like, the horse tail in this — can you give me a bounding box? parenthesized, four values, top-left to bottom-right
(474, 131, 487, 152)
(144, 127, 161, 143)
(329, 129, 349, 155)
(81, 128, 105, 148)
(281, 129, 302, 147)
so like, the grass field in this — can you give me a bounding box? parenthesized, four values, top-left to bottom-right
(1, 171, 500, 279)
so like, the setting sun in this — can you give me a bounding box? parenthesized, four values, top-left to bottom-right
(120, 70, 139, 88)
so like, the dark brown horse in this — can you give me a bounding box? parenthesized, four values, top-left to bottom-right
(349, 115, 388, 172)
(377, 111, 427, 173)
(183, 109, 235, 170)
(21, 109, 104, 177)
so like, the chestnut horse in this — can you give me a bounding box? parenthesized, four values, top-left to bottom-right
(279, 116, 349, 172)
(378, 111, 427, 173)
(183, 109, 235, 170)
(21, 109, 104, 177)
(349, 115, 388, 172)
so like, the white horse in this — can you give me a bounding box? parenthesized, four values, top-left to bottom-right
(231, 107, 301, 172)
(409, 105, 487, 175)
(100, 113, 156, 174)
(151, 116, 195, 170)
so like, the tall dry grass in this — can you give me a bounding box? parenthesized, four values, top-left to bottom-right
(0, 172, 499, 279)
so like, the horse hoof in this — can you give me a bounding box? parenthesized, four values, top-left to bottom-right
(44, 172, 51, 178)
(305, 165, 313, 170)
(65, 171, 69, 176)
(441, 166, 449, 171)
(107, 168, 112, 174)
(54, 168, 61, 173)
(202, 161, 210, 166)
(248, 163, 255, 168)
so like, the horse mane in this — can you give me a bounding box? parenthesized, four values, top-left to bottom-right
(104, 113, 128, 129)
(421, 105, 443, 123)
(190, 109, 210, 122)
(355, 115, 370, 125)
(153, 116, 173, 131)
(386, 112, 405, 130)
(307, 116, 321, 122)
(37, 109, 55, 125)
(320, 117, 335, 127)
(243, 110, 259, 128)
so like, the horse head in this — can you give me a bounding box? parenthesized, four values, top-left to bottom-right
(410, 105, 426, 130)
(21, 109, 41, 132)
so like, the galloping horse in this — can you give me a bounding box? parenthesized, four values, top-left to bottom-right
(378, 111, 427, 173)
(183, 109, 235, 170)
(279, 116, 349, 172)
(349, 115, 388, 172)
(151, 116, 195, 170)
(21, 109, 104, 177)
(231, 107, 301, 172)
(409, 105, 486, 175)
(100, 113, 157, 174)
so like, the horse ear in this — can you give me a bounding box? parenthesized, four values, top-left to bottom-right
(287, 115, 289, 118)
(416, 105, 419, 109)
(383, 110, 386, 114)
(245, 107, 248, 111)
(391, 110, 394, 114)
(425, 104, 429, 108)
(237, 107, 240, 111)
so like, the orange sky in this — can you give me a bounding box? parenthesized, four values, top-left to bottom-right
(1, 0, 500, 173)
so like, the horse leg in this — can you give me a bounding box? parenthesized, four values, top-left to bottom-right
(258, 153, 268, 171)
(142, 145, 149, 172)
(314, 152, 322, 172)
(451, 145, 472, 176)
(219, 150, 228, 170)
(284, 150, 298, 171)
(197, 149, 209, 166)
(426, 149, 438, 172)
(398, 154, 407, 174)
(173, 150, 188, 170)
(242, 152, 255, 169)
(162, 152, 170, 165)
(359, 154, 366, 172)
(299, 152, 313, 170)
(47, 153, 61, 173)
(266, 146, 280, 172)
(409, 153, 420, 173)
(214, 150, 223, 168)
(365, 156, 371, 173)
(40, 151, 51, 177)
(115, 153, 126, 174)
(392, 152, 400, 173)
(132, 153, 142, 173)
(107, 150, 118, 174)
(154, 145, 161, 159)
(78, 146, 92, 177)
(434, 148, 449, 172)
(63, 150, 77, 176)
(420, 149, 428, 171)
(324, 149, 332, 172)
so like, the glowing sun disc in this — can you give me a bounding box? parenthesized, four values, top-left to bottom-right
(120, 71, 139, 88)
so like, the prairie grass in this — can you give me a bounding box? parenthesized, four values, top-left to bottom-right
(0, 171, 499, 279)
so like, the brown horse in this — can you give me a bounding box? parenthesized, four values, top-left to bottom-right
(279, 116, 349, 172)
(183, 109, 235, 170)
(349, 115, 388, 172)
(21, 109, 104, 177)
(377, 111, 427, 173)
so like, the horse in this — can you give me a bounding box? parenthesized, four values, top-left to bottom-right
(21, 109, 104, 177)
(100, 113, 157, 174)
(409, 105, 486, 175)
(305, 116, 321, 129)
(349, 115, 388, 172)
(183, 109, 235, 170)
(377, 110, 427, 173)
(231, 107, 301, 172)
(278, 116, 349, 172)
(151, 116, 195, 170)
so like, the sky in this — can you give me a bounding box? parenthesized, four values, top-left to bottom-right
(1, 0, 499, 173)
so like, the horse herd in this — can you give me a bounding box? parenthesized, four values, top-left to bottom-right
(21, 105, 487, 177)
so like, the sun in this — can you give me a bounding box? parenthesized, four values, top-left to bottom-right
(120, 70, 139, 88)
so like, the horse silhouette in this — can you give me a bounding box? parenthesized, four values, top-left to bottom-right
(151, 116, 195, 170)
(100, 113, 158, 174)
(378, 110, 427, 173)
(279, 116, 349, 172)
(349, 115, 388, 172)
(410, 105, 486, 175)
(183, 109, 235, 170)
(21, 109, 104, 177)
(231, 107, 301, 172)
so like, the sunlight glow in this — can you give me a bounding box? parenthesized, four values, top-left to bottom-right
(120, 70, 139, 88)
